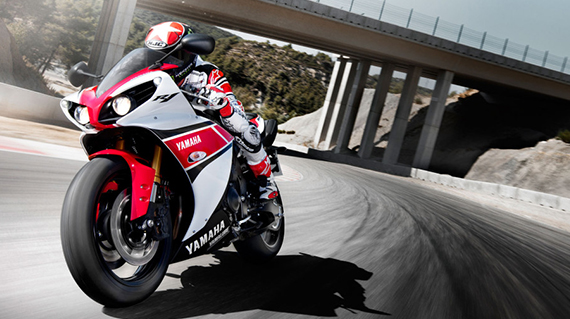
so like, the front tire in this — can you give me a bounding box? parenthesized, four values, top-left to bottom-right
(61, 157, 171, 307)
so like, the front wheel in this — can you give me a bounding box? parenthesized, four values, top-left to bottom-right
(60, 157, 171, 307)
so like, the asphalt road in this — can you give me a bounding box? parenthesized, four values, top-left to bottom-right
(1, 150, 570, 318)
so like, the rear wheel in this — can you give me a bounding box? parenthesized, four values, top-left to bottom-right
(61, 157, 171, 307)
(234, 207, 284, 264)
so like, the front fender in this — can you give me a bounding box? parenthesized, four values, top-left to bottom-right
(89, 149, 155, 221)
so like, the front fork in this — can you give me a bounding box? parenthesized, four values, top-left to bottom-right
(93, 141, 171, 240)
(145, 145, 171, 240)
(115, 140, 163, 214)
(147, 144, 164, 219)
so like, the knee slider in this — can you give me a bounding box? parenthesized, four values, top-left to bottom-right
(238, 125, 261, 153)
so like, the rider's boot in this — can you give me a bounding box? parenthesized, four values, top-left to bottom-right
(246, 152, 280, 227)
(249, 155, 279, 201)
(259, 174, 278, 201)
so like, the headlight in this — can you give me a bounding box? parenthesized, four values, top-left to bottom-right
(74, 106, 90, 125)
(98, 81, 155, 124)
(112, 96, 132, 116)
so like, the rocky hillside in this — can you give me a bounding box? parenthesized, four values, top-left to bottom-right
(276, 89, 570, 197)
(204, 37, 334, 123)
(466, 139, 570, 197)
(417, 91, 570, 177)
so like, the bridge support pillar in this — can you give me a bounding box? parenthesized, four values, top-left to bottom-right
(87, 0, 137, 85)
(314, 56, 348, 148)
(319, 58, 359, 150)
(334, 59, 371, 154)
(382, 66, 422, 165)
(412, 70, 454, 169)
(358, 63, 395, 159)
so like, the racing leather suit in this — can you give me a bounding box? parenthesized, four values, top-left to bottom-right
(175, 56, 277, 199)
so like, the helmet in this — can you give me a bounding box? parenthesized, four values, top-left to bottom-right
(144, 21, 193, 55)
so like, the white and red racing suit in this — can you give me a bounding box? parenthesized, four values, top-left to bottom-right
(175, 56, 277, 200)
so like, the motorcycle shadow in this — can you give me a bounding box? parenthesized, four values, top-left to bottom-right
(103, 251, 390, 318)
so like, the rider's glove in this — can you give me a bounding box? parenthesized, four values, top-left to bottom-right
(197, 84, 228, 110)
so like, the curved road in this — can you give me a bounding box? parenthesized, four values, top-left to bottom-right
(1, 150, 570, 318)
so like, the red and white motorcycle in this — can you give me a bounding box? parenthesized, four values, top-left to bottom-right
(59, 34, 285, 307)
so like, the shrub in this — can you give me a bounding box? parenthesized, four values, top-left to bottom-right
(556, 129, 570, 143)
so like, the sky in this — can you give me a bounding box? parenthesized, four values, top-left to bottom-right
(225, 0, 570, 91)
(389, 0, 570, 57)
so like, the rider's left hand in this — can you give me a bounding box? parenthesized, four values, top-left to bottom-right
(197, 85, 228, 110)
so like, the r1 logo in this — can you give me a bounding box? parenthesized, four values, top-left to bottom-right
(153, 93, 179, 103)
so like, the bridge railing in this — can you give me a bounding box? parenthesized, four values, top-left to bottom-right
(313, 0, 569, 74)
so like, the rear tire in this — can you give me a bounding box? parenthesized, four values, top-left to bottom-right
(61, 157, 171, 307)
(234, 216, 284, 264)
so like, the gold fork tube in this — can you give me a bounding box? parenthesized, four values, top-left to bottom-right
(115, 138, 125, 150)
(152, 145, 163, 184)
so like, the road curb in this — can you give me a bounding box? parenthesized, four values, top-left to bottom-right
(411, 168, 570, 212)
(275, 140, 570, 212)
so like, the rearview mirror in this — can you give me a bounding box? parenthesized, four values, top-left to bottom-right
(181, 34, 215, 55)
(68, 62, 90, 87)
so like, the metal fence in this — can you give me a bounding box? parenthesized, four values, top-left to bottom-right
(313, 0, 570, 74)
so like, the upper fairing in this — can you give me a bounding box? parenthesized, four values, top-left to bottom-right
(63, 90, 81, 104)
(116, 72, 199, 130)
(60, 91, 90, 131)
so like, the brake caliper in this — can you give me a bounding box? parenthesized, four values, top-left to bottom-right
(138, 182, 171, 241)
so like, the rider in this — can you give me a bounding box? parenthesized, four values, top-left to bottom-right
(144, 21, 278, 201)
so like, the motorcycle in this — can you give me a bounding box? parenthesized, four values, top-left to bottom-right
(59, 34, 285, 307)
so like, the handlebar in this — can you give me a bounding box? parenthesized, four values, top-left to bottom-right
(181, 90, 213, 105)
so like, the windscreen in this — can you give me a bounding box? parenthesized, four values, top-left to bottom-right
(95, 48, 181, 97)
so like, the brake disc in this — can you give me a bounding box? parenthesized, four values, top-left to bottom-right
(110, 190, 159, 266)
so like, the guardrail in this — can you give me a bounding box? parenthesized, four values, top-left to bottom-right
(313, 0, 569, 74)
(412, 169, 570, 212)
(0, 83, 77, 130)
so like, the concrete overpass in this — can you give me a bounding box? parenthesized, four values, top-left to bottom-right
(89, 0, 570, 174)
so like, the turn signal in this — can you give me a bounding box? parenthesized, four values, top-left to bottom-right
(189, 151, 207, 162)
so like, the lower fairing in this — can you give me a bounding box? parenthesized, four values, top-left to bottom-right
(171, 208, 233, 263)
